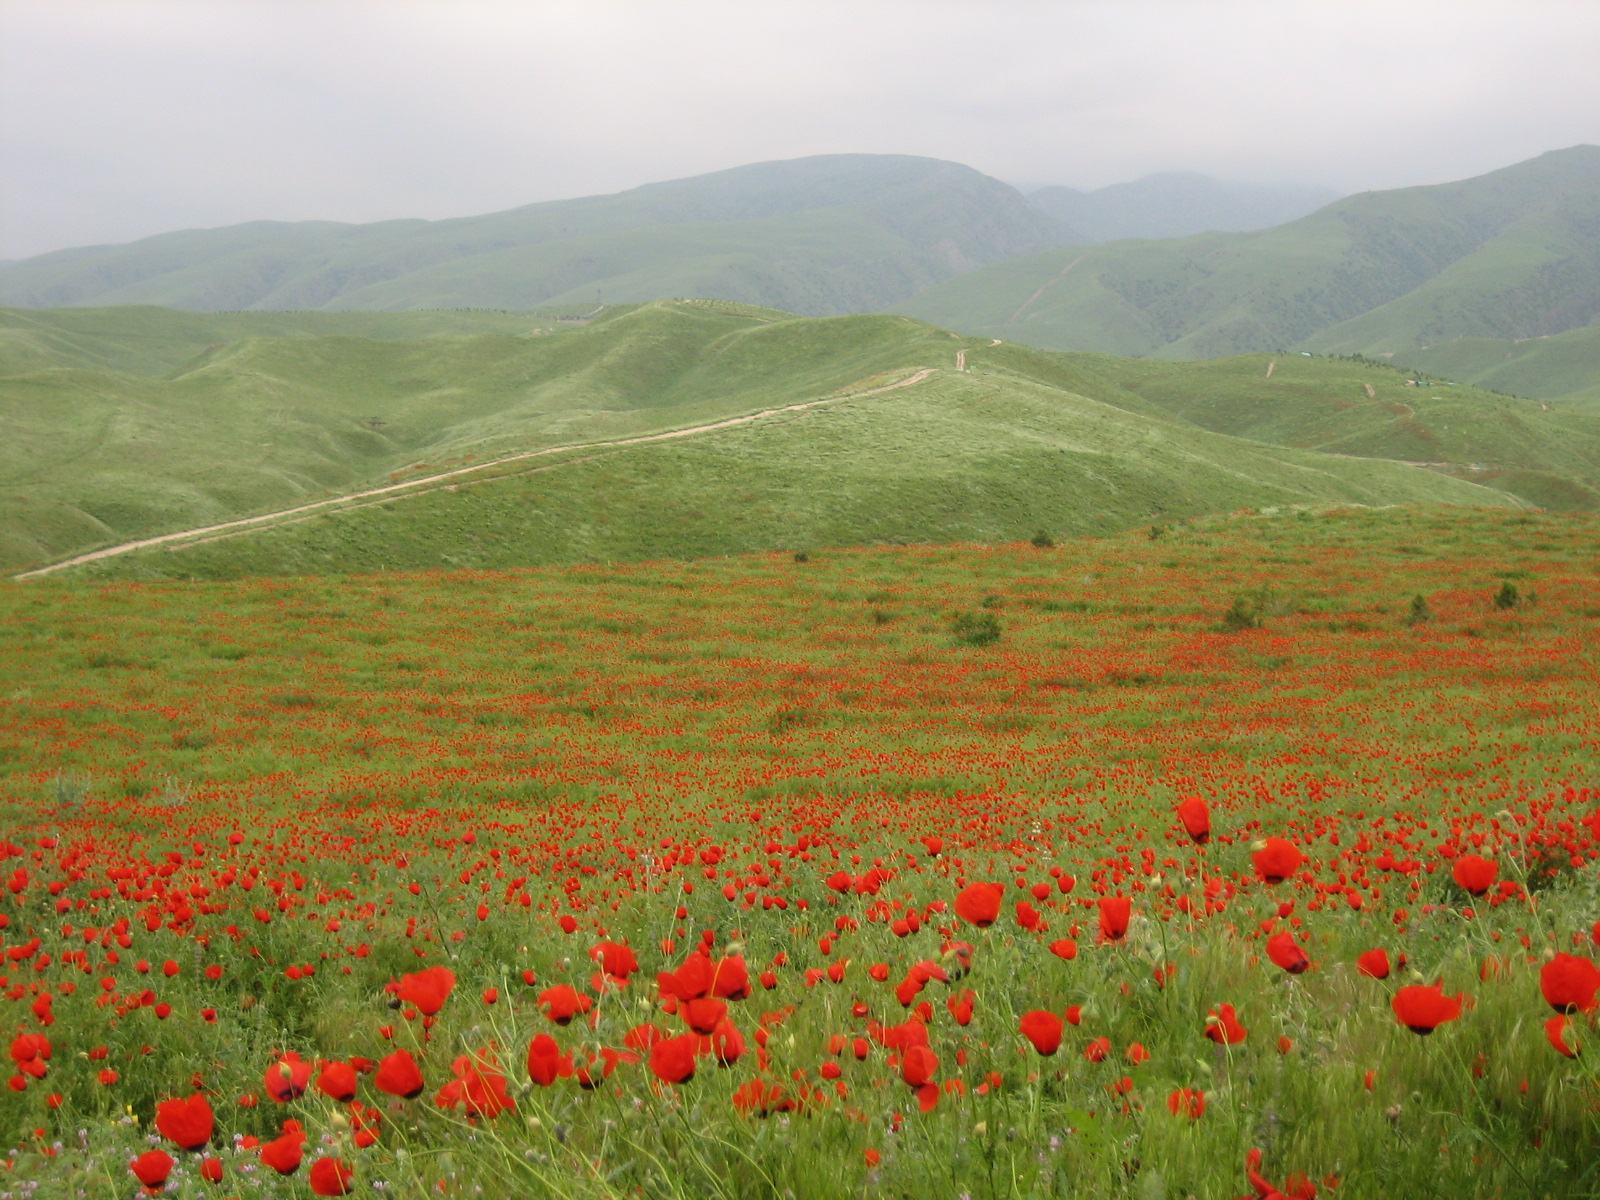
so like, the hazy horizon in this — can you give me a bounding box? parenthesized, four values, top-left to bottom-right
(3, 0, 1598, 260)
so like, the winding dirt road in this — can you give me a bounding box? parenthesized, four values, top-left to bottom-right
(16, 367, 937, 580)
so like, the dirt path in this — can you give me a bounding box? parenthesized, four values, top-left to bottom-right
(1008, 255, 1084, 323)
(15, 367, 937, 580)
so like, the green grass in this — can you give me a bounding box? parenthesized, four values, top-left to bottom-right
(894, 145, 1600, 365)
(0, 155, 1060, 316)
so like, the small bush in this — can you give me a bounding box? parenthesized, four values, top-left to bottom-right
(1221, 594, 1266, 631)
(950, 611, 1002, 647)
(1493, 581, 1521, 610)
(1405, 594, 1432, 625)
(1030, 530, 1054, 548)
(792, 551, 810, 564)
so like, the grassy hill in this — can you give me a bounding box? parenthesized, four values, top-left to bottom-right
(0, 156, 1064, 316)
(1000, 346, 1600, 511)
(2, 300, 1533, 582)
(1379, 326, 1600, 403)
(896, 146, 1600, 368)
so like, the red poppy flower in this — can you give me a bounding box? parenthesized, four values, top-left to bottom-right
(200, 1158, 224, 1183)
(1204, 1004, 1247, 1045)
(1266, 933, 1309, 974)
(1251, 839, 1303, 884)
(590, 941, 640, 982)
(260, 1122, 307, 1175)
(1176, 796, 1211, 845)
(309, 1156, 355, 1196)
(1049, 938, 1078, 961)
(374, 1050, 425, 1099)
(154, 1092, 214, 1150)
(130, 1149, 174, 1192)
(316, 1061, 358, 1103)
(1084, 1036, 1112, 1062)
(900, 1044, 939, 1088)
(1356, 948, 1391, 980)
(395, 965, 456, 1017)
(1097, 896, 1131, 942)
(1546, 1015, 1581, 1058)
(1451, 854, 1497, 897)
(265, 1052, 311, 1102)
(649, 1034, 699, 1085)
(1167, 1087, 1204, 1119)
(435, 1051, 515, 1118)
(1540, 953, 1600, 1014)
(1019, 1010, 1063, 1057)
(526, 1033, 574, 1087)
(683, 997, 728, 1034)
(954, 882, 1004, 929)
(1392, 982, 1465, 1034)
(538, 985, 593, 1025)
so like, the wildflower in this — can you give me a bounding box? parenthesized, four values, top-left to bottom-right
(538, 984, 594, 1025)
(1266, 933, 1309, 974)
(396, 965, 456, 1016)
(1356, 948, 1391, 980)
(1545, 1015, 1581, 1058)
(260, 1120, 307, 1175)
(1177, 796, 1211, 845)
(527, 1034, 574, 1087)
(154, 1092, 214, 1150)
(129, 1149, 174, 1193)
(309, 1156, 355, 1196)
(1019, 1011, 1064, 1057)
(265, 1052, 311, 1102)
(1540, 953, 1600, 1014)
(1205, 1004, 1248, 1045)
(1097, 897, 1131, 942)
(1450, 854, 1497, 897)
(1392, 982, 1465, 1034)
(1252, 839, 1303, 884)
(374, 1050, 424, 1099)
(1167, 1087, 1204, 1119)
(954, 882, 1004, 929)
(316, 1060, 358, 1103)
(648, 1034, 699, 1084)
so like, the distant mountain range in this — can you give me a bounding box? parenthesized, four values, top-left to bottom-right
(3, 147, 1597, 400)
(897, 146, 1600, 371)
(0, 156, 1062, 316)
(1026, 173, 1341, 242)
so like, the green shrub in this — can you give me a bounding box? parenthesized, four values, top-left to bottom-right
(1493, 581, 1521, 610)
(1405, 593, 1433, 625)
(950, 611, 1002, 646)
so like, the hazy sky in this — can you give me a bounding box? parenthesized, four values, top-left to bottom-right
(3, 0, 1598, 259)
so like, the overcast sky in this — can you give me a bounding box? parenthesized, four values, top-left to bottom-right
(2, 0, 1597, 260)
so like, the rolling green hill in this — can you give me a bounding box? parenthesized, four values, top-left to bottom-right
(0, 156, 1063, 316)
(1001, 347, 1600, 511)
(2, 301, 1531, 581)
(1379, 326, 1600, 403)
(896, 146, 1600, 370)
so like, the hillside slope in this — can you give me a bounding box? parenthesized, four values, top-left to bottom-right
(895, 146, 1600, 363)
(0, 156, 1064, 316)
(2, 301, 1532, 581)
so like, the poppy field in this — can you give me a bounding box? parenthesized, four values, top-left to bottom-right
(3, 504, 1600, 1198)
